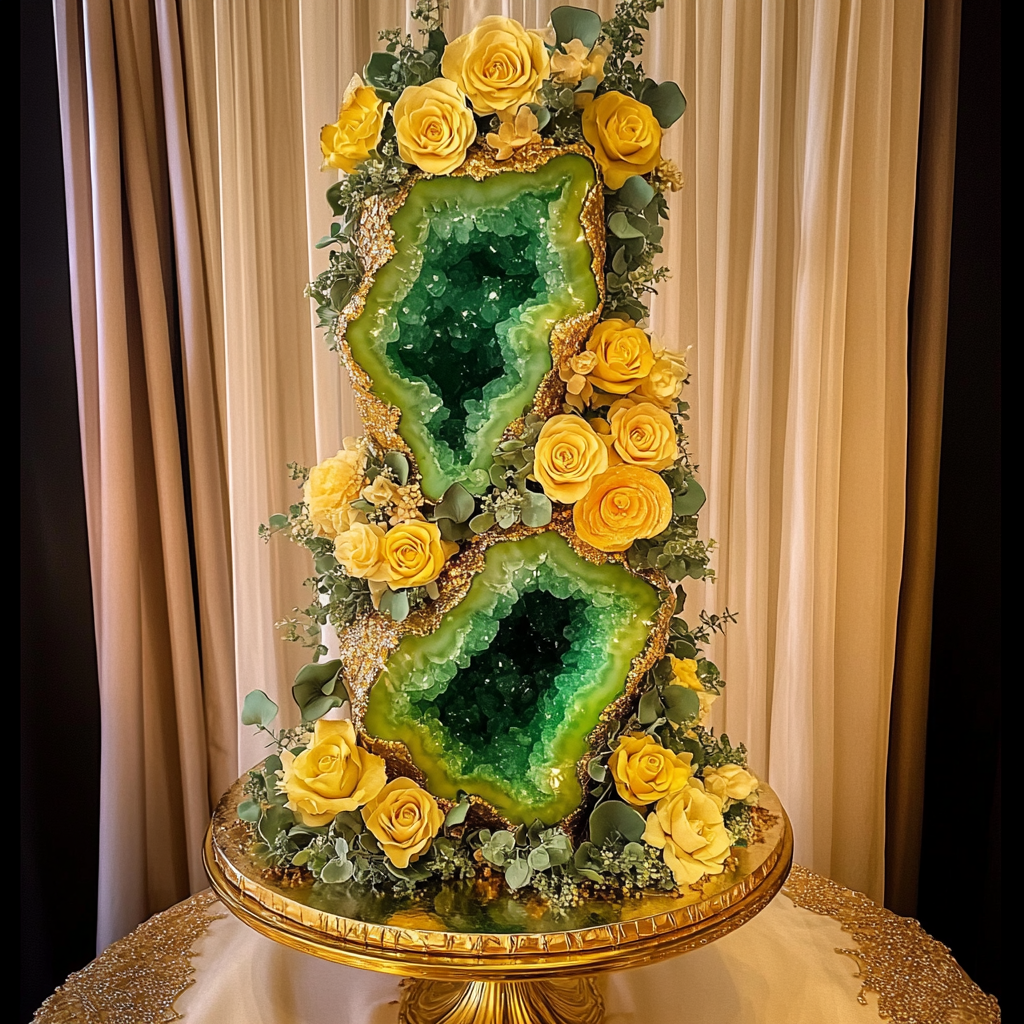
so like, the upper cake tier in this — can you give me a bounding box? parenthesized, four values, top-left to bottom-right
(340, 148, 604, 501)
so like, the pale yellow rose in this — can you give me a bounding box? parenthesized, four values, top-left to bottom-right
(334, 522, 387, 579)
(370, 519, 456, 589)
(304, 448, 367, 539)
(485, 105, 541, 161)
(441, 16, 550, 115)
(586, 319, 656, 395)
(670, 656, 717, 723)
(573, 463, 672, 552)
(361, 777, 444, 868)
(582, 90, 663, 189)
(361, 475, 399, 507)
(393, 78, 477, 175)
(550, 38, 611, 86)
(533, 414, 609, 504)
(320, 75, 389, 174)
(608, 733, 692, 807)
(636, 347, 688, 406)
(278, 719, 387, 827)
(609, 400, 678, 470)
(702, 764, 759, 808)
(643, 780, 733, 886)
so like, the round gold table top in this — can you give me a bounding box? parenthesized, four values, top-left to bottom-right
(204, 773, 792, 982)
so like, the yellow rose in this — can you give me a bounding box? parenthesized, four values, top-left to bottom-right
(278, 719, 387, 827)
(441, 16, 550, 115)
(361, 777, 444, 868)
(393, 78, 477, 176)
(334, 522, 386, 579)
(586, 319, 656, 395)
(609, 400, 678, 470)
(636, 347, 688, 406)
(643, 780, 733, 886)
(533, 414, 609, 504)
(582, 90, 663, 190)
(573, 464, 672, 552)
(320, 75, 389, 174)
(371, 519, 456, 589)
(304, 448, 367, 539)
(670, 656, 717, 722)
(608, 733, 692, 807)
(702, 764, 759, 807)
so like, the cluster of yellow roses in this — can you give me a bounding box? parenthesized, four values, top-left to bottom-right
(304, 440, 456, 600)
(280, 719, 444, 869)
(320, 15, 666, 187)
(607, 718, 759, 888)
(533, 318, 688, 553)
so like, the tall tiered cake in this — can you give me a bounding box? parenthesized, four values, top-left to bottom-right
(240, 0, 762, 907)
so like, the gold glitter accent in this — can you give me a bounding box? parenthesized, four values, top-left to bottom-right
(31, 890, 224, 1024)
(783, 865, 1001, 1023)
(333, 142, 606, 468)
(336, 511, 673, 833)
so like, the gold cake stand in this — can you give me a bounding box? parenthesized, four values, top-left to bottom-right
(204, 775, 792, 1024)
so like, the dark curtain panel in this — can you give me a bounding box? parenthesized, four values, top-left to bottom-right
(915, 0, 1001, 1001)
(20, 0, 102, 1019)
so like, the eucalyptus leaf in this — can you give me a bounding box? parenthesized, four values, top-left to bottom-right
(504, 858, 531, 890)
(574, 75, 599, 95)
(438, 518, 474, 542)
(241, 689, 279, 728)
(662, 684, 700, 724)
(520, 491, 552, 528)
(672, 478, 707, 517)
(293, 660, 345, 722)
(258, 805, 295, 846)
(433, 482, 476, 522)
(550, 5, 603, 48)
(379, 588, 410, 622)
(641, 80, 687, 128)
(638, 688, 664, 725)
(617, 175, 656, 211)
(315, 554, 339, 574)
(588, 800, 647, 845)
(237, 799, 261, 822)
(489, 463, 509, 488)
(608, 211, 646, 239)
(383, 451, 410, 485)
(300, 695, 343, 722)
(671, 639, 698, 660)
(470, 512, 496, 534)
(320, 857, 355, 884)
(264, 754, 283, 775)
(587, 758, 608, 782)
(527, 847, 550, 871)
(363, 51, 398, 89)
(330, 278, 355, 312)
(527, 103, 551, 130)
(444, 798, 471, 828)
(268, 514, 289, 530)
(427, 28, 448, 55)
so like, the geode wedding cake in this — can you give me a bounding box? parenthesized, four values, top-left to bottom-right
(240, 0, 762, 906)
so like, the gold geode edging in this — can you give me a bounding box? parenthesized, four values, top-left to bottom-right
(332, 142, 607, 463)
(336, 510, 674, 834)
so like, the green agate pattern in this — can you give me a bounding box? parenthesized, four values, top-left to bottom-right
(364, 532, 662, 825)
(346, 155, 599, 500)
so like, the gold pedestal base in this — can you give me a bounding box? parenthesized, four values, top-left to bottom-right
(400, 977, 603, 1024)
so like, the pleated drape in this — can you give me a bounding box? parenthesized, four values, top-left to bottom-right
(59, 0, 923, 953)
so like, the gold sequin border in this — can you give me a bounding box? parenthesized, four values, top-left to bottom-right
(332, 142, 606, 462)
(783, 865, 1000, 1023)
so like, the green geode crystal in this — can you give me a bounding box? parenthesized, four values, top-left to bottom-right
(364, 532, 662, 824)
(346, 155, 599, 500)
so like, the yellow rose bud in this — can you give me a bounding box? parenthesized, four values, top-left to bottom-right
(533, 414, 609, 504)
(334, 522, 387, 579)
(636, 347, 688, 406)
(304, 448, 367, 539)
(586, 319, 656, 395)
(573, 464, 672, 553)
(702, 764, 759, 807)
(361, 777, 444, 868)
(608, 732, 692, 807)
(278, 719, 387, 827)
(320, 75, 389, 174)
(371, 519, 456, 589)
(609, 400, 678, 471)
(670, 656, 717, 722)
(582, 90, 663, 190)
(441, 16, 550, 116)
(393, 78, 477, 176)
(643, 780, 733, 886)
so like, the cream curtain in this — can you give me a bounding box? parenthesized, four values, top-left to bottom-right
(61, 0, 920, 953)
(183, 0, 920, 902)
